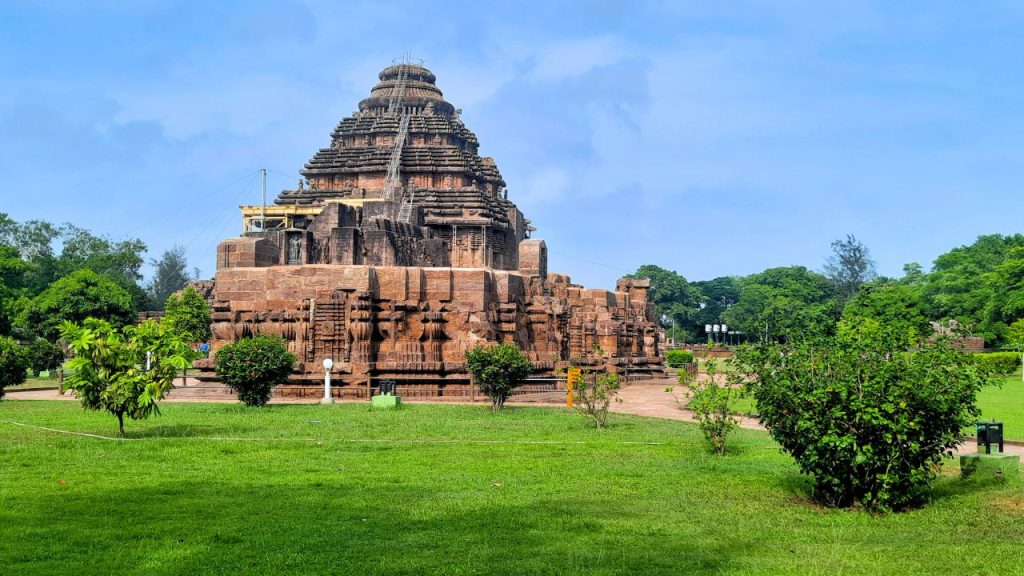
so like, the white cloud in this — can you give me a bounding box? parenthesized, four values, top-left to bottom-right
(527, 35, 630, 82)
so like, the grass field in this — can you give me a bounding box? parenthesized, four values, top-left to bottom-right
(1, 401, 1022, 575)
(977, 376, 1024, 439)
(7, 377, 61, 391)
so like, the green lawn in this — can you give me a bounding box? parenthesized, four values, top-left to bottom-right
(977, 376, 1024, 439)
(7, 377, 61, 391)
(0, 402, 1022, 575)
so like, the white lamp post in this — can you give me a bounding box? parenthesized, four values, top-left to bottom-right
(321, 358, 335, 404)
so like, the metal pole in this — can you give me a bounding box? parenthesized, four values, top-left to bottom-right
(322, 370, 332, 403)
(260, 168, 267, 231)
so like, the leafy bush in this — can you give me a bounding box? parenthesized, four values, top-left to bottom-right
(974, 352, 1020, 375)
(665, 349, 694, 367)
(163, 287, 212, 342)
(465, 343, 532, 411)
(0, 336, 29, 399)
(215, 335, 296, 407)
(61, 319, 198, 434)
(26, 338, 63, 375)
(679, 350, 739, 455)
(736, 321, 994, 512)
(573, 369, 621, 428)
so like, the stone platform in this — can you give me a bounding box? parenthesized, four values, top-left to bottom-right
(960, 453, 1021, 479)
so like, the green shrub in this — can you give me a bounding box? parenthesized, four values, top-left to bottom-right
(573, 370, 621, 428)
(736, 321, 994, 512)
(679, 349, 739, 455)
(465, 343, 532, 411)
(26, 338, 63, 375)
(0, 336, 29, 399)
(974, 352, 1021, 375)
(215, 335, 296, 407)
(666, 349, 695, 367)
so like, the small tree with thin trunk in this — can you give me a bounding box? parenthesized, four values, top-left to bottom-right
(465, 343, 532, 411)
(573, 369, 621, 428)
(679, 346, 740, 455)
(60, 318, 198, 435)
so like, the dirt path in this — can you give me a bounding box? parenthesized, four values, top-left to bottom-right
(614, 375, 763, 429)
(616, 376, 1024, 457)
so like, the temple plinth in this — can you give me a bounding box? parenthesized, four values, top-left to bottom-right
(204, 62, 663, 396)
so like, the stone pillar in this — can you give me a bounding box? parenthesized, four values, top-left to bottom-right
(348, 292, 375, 367)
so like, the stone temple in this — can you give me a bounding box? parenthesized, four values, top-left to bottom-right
(202, 62, 663, 397)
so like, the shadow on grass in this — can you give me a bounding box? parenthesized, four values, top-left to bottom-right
(124, 423, 254, 439)
(772, 460, 1018, 512)
(1, 478, 751, 576)
(929, 472, 1020, 504)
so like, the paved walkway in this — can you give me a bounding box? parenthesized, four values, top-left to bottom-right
(6, 376, 1021, 457)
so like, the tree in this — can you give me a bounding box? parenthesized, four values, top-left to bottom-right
(735, 320, 994, 512)
(824, 234, 877, 308)
(722, 266, 836, 342)
(55, 224, 149, 310)
(983, 247, 1024, 344)
(60, 318, 197, 434)
(0, 336, 29, 399)
(17, 269, 136, 342)
(214, 335, 296, 406)
(842, 277, 930, 340)
(26, 337, 64, 375)
(147, 246, 192, 308)
(628, 265, 701, 338)
(0, 244, 31, 336)
(0, 215, 58, 266)
(163, 287, 212, 342)
(1007, 319, 1024, 382)
(465, 343, 533, 411)
(902, 262, 925, 282)
(691, 277, 740, 341)
(924, 234, 1024, 345)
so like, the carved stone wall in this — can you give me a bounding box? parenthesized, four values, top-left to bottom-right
(202, 264, 661, 385)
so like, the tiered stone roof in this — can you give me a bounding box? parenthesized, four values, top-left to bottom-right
(277, 63, 510, 222)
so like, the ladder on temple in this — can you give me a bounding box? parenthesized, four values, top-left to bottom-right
(382, 60, 410, 207)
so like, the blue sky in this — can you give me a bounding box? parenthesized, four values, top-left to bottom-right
(1, 1, 1022, 289)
